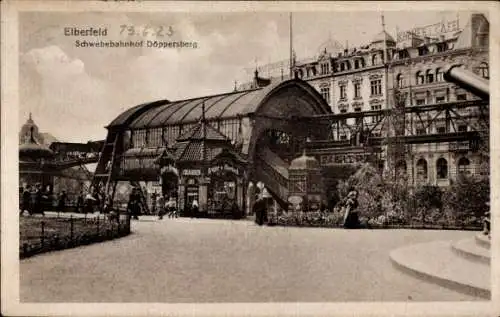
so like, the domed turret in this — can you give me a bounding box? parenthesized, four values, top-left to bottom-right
(317, 37, 344, 58)
(19, 112, 44, 145)
(19, 126, 54, 160)
(289, 149, 320, 170)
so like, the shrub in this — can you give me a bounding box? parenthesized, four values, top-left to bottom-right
(443, 175, 489, 226)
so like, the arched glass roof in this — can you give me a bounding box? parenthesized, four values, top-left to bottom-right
(109, 79, 331, 129)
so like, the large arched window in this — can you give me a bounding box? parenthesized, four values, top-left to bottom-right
(396, 73, 405, 88)
(436, 68, 443, 82)
(458, 157, 471, 176)
(436, 158, 448, 179)
(416, 159, 428, 180)
(426, 69, 434, 83)
(416, 71, 425, 85)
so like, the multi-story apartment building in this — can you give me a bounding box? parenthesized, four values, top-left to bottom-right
(291, 12, 489, 187)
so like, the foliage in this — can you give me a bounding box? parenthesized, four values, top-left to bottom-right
(442, 175, 489, 226)
(336, 163, 410, 223)
(268, 210, 344, 227)
(407, 185, 443, 224)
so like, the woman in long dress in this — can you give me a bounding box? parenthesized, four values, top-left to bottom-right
(343, 190, 359, 229)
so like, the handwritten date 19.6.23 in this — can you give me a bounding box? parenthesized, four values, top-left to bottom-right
(119, 25, 174, 37)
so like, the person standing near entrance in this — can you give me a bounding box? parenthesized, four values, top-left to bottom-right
(254, 196, 266, 226)
(191, 199, 199, 218)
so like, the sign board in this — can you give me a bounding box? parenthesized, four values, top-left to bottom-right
(288, 195, 303, 205)
(182, 169, 201, 176)
(397, 19, 460, 42)
(208, 163, 240, 176)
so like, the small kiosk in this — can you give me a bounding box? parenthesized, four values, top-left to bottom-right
(287, 150, 325, 212)
(169, 109, 247, 218)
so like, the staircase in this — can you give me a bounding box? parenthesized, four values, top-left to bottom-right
(90, 130, 120, 195)
(130, 181, 150, 214)
(254, 146, 289, 209)
(390, 233, 491, 299)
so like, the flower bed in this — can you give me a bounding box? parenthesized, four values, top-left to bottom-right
(20, 214, 131, 259)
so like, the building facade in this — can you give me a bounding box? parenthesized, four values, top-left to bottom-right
(292, 13, 489, 187)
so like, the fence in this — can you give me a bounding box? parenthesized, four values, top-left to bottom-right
(20, 212, 131, 259)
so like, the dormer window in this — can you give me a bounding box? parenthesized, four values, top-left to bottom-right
(418, 46, 429, 56)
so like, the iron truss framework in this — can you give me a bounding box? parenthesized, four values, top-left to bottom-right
(302, 99, 489, 164)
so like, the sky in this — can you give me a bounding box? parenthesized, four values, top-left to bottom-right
(18, 8, 485, 143)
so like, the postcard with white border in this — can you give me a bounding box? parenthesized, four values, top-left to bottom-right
(2, 1, 499, 316)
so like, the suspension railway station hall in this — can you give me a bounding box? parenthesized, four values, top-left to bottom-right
(96, 79, 333, 217)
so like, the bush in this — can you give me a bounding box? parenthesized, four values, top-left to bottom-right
(443, 175, 489, 226)
(407, 185, 443, 225)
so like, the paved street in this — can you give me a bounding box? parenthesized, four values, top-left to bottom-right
(21, 217, 481, 302)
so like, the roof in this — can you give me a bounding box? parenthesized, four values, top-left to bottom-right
(108, 79, 332, 129)
(176, 122, 229, 142)
(371, 31, 396, 44)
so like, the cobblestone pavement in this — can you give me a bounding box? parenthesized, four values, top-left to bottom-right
(20, 217, 482, 302)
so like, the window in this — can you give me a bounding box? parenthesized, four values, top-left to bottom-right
(416, 99, 426, 105)
(416, 127, 426, 135)
(436, 158, 448, 179)
(436, 126, 446, 134)
(436, 68, 443, 82)
(371, 104, 382, 123)
(478, 62, 489, 79)
(354, 106, 362, 124)
(396, 160, 407, 176)
(370, 79, 382, 96)
(340, 85, 347, 99)
(418, 46, 428, 56)
(398, 50, 409, 59)
(372, 54, 378, 66)
(436, 96, 445, 103)
(396, 74, 405, 88)
(320, 87, 331, 104)
(355, 60, 360, 69)
(426, 70, 434, 83)
(416, 71, 425, 85)
(416, 159, 428, 180)
(354, 82, 361, 98)
(321, 63, 329, 75)
(458, 125, 467, 132)
(340, 63, 345, 72)
(437, 43, 447, 53)
(458, 157, 471, 176)
(340, 134, 347, 140)
(456, 94, 467, 101)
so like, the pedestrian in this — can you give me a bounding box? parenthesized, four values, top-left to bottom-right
(33, 183, 44, 215)
(22, 185, 32, 215)
(151, 191, 158, 215)
(343, 189, 360, 229)
(157, 194, 165, 220)
(191, 199, 199, 218)
(253, 196, 266, 226)
(57, 190, 67, 214)
(76, 191, 84, 213)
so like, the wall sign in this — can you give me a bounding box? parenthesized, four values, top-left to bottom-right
(397, 19, 460, 42)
